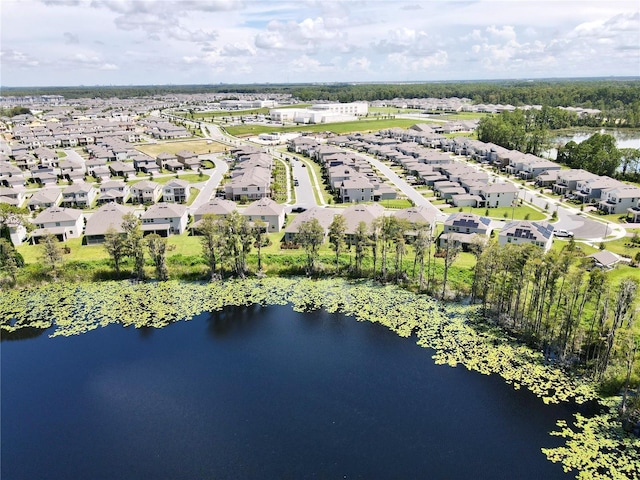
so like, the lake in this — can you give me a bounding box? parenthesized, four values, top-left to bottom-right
(1, 304, 574, 479)
(546, 129, 640, 159)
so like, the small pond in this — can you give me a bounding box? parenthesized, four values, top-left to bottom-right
(1, 304, 574, 479)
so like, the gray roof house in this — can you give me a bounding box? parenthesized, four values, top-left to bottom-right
(141, 202, 188, 236)
(242, 197, 286, 232)
(84, 202, 137, 244)
(31, 206, 84, 243)
(284, 206, 336, 243)
(498, 220, 554, 251)
(27, 188, 63, 211)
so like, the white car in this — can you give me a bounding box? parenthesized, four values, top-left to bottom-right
(553, 229, 574, 238)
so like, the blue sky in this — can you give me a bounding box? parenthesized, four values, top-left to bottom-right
(1, 0, 638, 87)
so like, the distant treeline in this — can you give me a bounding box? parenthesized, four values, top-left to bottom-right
(2, 78, 639, 109)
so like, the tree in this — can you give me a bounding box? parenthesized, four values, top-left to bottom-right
(353, 221, 369, 276)
(103, 227, 126, 276)
(0, 237, 20, 283)
(122, 213, 145, 281)
(252, 220, 267, 272)
(221, 211, 252, 277)
(199, 214, 225, 280)
(392, 218, 410, 283)
(298, 218, 325, 275)
(411, 223, 431, 291)
(440, 233, 461, 299)
(145, 233, 174, 281)
(40, 233, 63, 279)
(328, 214, 346, 271)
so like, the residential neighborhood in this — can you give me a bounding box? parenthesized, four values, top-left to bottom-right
(0, 94, 638, 268)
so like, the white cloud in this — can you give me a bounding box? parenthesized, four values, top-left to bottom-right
(1, 0, 637, 85)
(348, 56, 371, 72)
(0, 49, 40, 67)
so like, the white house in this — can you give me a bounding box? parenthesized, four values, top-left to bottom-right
(61, 182, 98, 208)
(480, 182, 519, 208)
(31, 206, 84, 243)
(162, 179, 191, 204)
(598, 185, 640, 215)
(141, 202, 189, 235)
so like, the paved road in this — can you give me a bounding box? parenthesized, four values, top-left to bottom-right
(354, 152, 447, 221)
(187, 154, 229, 213)
(62, 148, 85, 165)
(290, 157, 317, 209)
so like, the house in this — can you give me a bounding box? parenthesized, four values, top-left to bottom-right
(341, 203, 385, 244)
(141, 202, 188, 236)
(627, 199, 640, 223)
(162, 179, 191, 204)
(0, 187, 27, 207)
(176, 150, 200, 169)
(130, 180, 162, 204)
(156, 152, 177, 169)
(480, 182, 519, 208)
(224, 168, 271, 202)
(6, 218, 27, 246)
(27, 188, 63, 211)
(84, 202, 138, 244)
(132, 154, 161, 174)
(339, 177, 374, 203)
(597, 185, 640, 215)
(588, 250, 621, 269)
(552, 169, 597, 195)
(393, 205, 437, 236)
(242, 197, 285, 232)
(61, 182, 98, 208)
(283, 207, 336, 242)
(31, 206, 84, 243)
(439, 212, 492, 250)
(575, 176, 621, 202)
(193, 198, 237, 223)
(97, 180, 130, 205)
(498, 220, 554, 251)
(108, 161, 136, 178)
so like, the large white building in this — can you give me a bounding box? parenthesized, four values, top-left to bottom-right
(270, 102, 368, 124)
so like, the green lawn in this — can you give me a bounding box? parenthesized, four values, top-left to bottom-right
(224, 118, 421, 137)
(456, 205, 547, 221)
(128, 173, 209, 185)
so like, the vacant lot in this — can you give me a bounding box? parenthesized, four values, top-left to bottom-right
(135, 140, 227, 157)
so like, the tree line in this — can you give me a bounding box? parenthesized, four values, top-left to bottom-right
(3, 79, 638, 112)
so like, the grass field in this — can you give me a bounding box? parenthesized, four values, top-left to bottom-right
(456, 205, 547, 221)
(223, 118, 421, 137)
(127, 173, 209, 185)
(135, 140, 227, 157)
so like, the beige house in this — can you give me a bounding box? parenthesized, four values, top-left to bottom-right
(242, 197, 285, 232)
(162, 179, 191, 204)
(130, 180, 162, 204)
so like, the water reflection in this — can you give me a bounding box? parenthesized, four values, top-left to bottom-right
(205, 304, 263, 338)
(1, 326, 49, 342)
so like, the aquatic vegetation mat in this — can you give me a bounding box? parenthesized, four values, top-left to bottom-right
(1, 277, 637, 479)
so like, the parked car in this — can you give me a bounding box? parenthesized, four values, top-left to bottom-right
(553, 229, 574, 238)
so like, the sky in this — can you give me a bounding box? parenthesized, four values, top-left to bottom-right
(1, 0, 639, 87)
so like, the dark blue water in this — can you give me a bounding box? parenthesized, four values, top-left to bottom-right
(2, 305, 573, 479)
